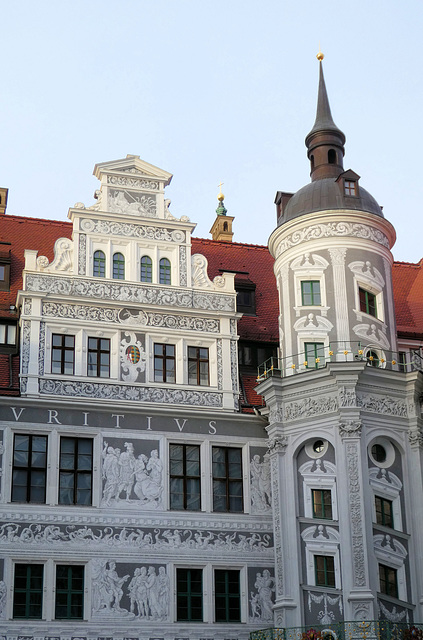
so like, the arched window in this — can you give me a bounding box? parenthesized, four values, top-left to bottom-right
(310, 154, 315, 171)
(223, 221, 228, 232)
(367, 350, 379, 367)
(159, 258, 171, 285)
(113, 252, 125, 280)
(93, 250, 106, 277)
(140, 256, 153, 283)
(328, 149, 336, 164)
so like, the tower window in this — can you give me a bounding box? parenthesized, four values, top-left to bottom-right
(328, 149, 337, 164)
(310, 154, 315, 171)
(112, 252, 125, 280)
(301, 281, 321, 306)
(359, 287, 377, 317)
(314, 555, 335, 587)
(375, 496, 394, 528)
(344, 180, 357, 196)
(379, 564, 398, 598)
(312, 489, 333, 519)
(304, 342, 325, 369)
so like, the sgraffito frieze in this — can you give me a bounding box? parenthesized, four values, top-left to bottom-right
(179, 245, 187, 286)
(0, 522, 273, 554)
(21, 320, 31, 375)
(38, 322, 45, 376)
(346, 441, 366, 587)
(80, 218, 185, 243)
(217, 339, 223, 391)
(357, 393, 407, 417)
(28, 274, 235, 312)
(78, 233, 86, 275)
(39, 378, 222, 407)
(276, 222, 390, 257)
(107, 175, 160, 190)
(284, 395, 338, 421)
(41, 302, 220, 333)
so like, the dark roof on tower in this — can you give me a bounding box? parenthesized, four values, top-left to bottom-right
(278, 58, 384, 224)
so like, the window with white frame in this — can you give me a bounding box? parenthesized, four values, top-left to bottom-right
(299, 458, 338, 521)
(349, 260, 385, 323)
(290, 252, 329, 317)
(374, 534, 407, 601)
(369, 466, 403, 532)
(302, 525, 341, 589)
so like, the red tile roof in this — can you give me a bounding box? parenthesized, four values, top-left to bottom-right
(392, 259, 423, 339)
(191, 237, 279, 343)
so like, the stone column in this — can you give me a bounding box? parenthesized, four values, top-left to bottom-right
(337, 419, 375, 621)
(407, 429, 423, 621)
(328, 247, 351, 359)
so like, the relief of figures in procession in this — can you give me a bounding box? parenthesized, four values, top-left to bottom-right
(101, 439, 163, 509)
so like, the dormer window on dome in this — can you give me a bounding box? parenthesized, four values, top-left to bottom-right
(344, 180, 357, 197)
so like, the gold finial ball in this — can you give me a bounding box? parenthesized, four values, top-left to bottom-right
(316, 51, 324, 61)
(218, 192, 225, 201)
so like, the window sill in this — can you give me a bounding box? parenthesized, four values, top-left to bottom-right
(294, 305, 329, 318)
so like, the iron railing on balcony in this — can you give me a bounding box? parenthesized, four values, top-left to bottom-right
(250, 621, 423, 640)
(257, 343, 423, 382)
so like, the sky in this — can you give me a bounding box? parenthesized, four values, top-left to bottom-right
(0, 1, 422, 262)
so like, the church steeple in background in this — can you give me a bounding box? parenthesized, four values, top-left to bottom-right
(305, 52, 346, 182)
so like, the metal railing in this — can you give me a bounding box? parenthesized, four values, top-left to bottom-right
(250, 621, 423, 640)
(257, 343, 422, 382)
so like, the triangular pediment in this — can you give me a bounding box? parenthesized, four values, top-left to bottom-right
(93, 154, 173, 186)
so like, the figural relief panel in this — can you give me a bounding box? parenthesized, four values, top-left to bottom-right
(108, 189, 157, 217)
(101, 439, 163, 509)
(92, 560, 168, 621)
(120, 332, 147, 383)
(250, 449, 272, 515)
(248, 568, 275, 624)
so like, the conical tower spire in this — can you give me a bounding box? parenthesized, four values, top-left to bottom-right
(305, 52, 346, 181)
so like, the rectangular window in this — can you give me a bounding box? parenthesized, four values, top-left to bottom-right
(52, 334, 75, 375)
(301, 281, 321, 306)
(0, 322, 16, 345)
(375, 496, 394, 528)
(312, 489, 332, 520)
(55, 565, 84, 620)
(344, 180, 357, 196)
(304, 342, 325, 369)
(379, 564, 398, 598)
(59, 437, 93, 505)
(0, 262, 10, 291)
(315, 555, 335, 587)
(13, 564, 43, 619)
(177, 568, 203, 621)
(87, 337, 110, 377)
(398, 351, 408, 372)
(170, 444, 201, 511)
(212, 447, 243, 512)
(12, 434, 47, 503)
(215, 569, 241, 622)
(154, 343, 176, 383)
(236, 284, 256, 314)
(188, 346, 209, 386)
(359, 287, 377, 317)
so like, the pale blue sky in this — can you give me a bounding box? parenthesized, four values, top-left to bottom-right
(0, 1, 422, 262)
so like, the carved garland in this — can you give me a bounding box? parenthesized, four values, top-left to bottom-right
(276, 222, 390, 257)
(39, 378, 223, 407)
(26, 274, 235, 312)
(346, 441, 366, 587)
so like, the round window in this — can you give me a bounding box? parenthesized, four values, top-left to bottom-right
(368, 438, 395, 468)
(305, 439, 328, 459)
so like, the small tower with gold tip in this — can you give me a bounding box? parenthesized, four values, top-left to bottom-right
(209, 182, 235, 242)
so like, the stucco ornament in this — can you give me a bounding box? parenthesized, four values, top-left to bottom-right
(339, 420, 362, 439)
(108, 189, 157, 217)
(92, 561, 169, 621)
(102, 442, 163, 509)
(250, 453, 272, 513)
(120, 332, 147, 383)
(378, 600, 409, 623)
(352, 323, 390, 349)
(308, 591, 343, 624)
(249, 570, 275, 623)
(36, 237, 74, 272)
(0, 580, 6, 619)
(348, 259, 385, 289)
